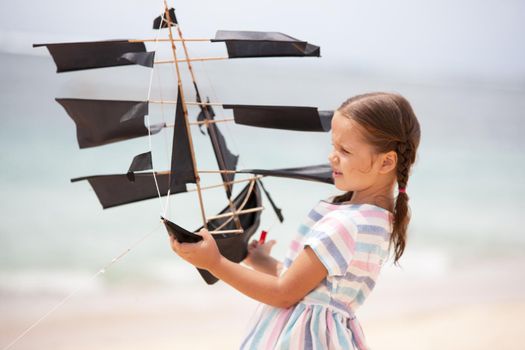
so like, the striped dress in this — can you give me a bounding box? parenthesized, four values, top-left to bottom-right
(240, 198, 393, 350)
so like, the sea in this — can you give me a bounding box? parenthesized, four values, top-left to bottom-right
(0, 49, 524, 297)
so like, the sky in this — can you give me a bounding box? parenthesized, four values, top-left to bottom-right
(0, 0, 524, 87)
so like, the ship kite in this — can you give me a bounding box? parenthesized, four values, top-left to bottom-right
(34, 2, 334, 285)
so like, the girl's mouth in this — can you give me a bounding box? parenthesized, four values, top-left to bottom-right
(332, 170, 343, 177)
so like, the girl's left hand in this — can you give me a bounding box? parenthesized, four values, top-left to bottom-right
(169, 229, 221, 271)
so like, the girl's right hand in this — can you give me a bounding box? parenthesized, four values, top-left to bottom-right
(243, 239, 277, 269)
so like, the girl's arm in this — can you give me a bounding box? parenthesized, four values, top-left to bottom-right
(244, 255, 283, 277)
(169, 230, 327, 309)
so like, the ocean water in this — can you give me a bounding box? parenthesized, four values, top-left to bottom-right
(0, 51, 524, 294)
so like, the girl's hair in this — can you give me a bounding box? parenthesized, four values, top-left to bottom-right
(333, 92, 421, 263)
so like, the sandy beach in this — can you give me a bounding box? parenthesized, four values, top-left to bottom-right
(1, 255, 524, 350)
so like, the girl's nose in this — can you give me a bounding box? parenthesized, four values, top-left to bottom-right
(328, 150, 337, 164)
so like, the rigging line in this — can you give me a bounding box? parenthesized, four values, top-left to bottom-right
(145, 6, 167, 216)
(156, 76, 174, 223)
(165, 42, 177, 218)
(163, 188, 171, 219)
(146, 115, 163, 216)
(198, 60, 247, 171)
(1, 223, 162, 350)
(174, 19, 243, 233)
(199, 62, 282, 233)
(198, 63, 283, 232)
(155, 53, 172, 167)
(153, 39, 173, 217)
(212, 178, 256, 232)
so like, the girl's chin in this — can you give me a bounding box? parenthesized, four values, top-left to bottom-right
(333, 179, 351, 192)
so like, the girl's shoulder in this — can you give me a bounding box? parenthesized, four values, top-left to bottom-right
(314, 196, 393, 234)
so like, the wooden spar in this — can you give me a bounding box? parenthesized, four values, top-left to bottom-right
(150, 173, 262, 192)
(187, 175, 263, 192)
(149, 99, 222, 106)
(199, 170, 238, 174)
(175, 16, 244, 233)
(155, 56, 228, 64)
(207, 206, 264, 221)
(185, 101, 222, 106)
(163, 1, 208, 229)
(129, 38, 210, 43)
(156, 170, 254, 176)
(210, 229, 243, 234)
(189, 118, 234, 126)
(163, 118, 234, 128)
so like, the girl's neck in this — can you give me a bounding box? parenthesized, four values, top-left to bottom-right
(343, 184, 396, 213)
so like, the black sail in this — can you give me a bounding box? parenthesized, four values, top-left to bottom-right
(170, 88, 197, 190)
(55, 98, 162, 148)
(223, 104, 333, 132)
(128, 152, 153, 173)
(211, 31, 320, 58)
(33, 40, 147, 72)
(119, 51, 156, 68)
(153, 8, 178, 29)
(163, 180, 262, 284)
(71, 173, 186, 209)
(126, 151, 153, 181)
(196, 102, 239, 198)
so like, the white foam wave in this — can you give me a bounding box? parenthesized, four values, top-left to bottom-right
(0, 269, 105, 296)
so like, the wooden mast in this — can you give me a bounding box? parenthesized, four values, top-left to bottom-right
(162, 1, 208, 229)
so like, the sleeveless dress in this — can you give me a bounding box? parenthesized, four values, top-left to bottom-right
(239, 198, 393, 350)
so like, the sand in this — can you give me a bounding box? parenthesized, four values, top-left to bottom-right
(1, 256, 524, 350)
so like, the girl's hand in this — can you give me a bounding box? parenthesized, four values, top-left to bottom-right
(243, 239, 277, 269)
(169, 229, 221, 271)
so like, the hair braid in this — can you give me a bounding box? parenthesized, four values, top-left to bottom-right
(396, 142, 411, 189)
(392, 141, 412, 262)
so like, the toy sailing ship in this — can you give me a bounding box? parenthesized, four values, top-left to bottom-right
(34, 3, 334, 284)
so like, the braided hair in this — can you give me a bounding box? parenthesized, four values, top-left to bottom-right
(333, 92, 421, 263)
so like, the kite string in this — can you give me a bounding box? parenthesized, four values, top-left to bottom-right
(1, 223, 162, 350)
(145, 8, 168, 216)
(1, 270, 105, 350)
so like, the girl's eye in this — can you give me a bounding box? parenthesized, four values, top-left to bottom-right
(331, 142, 351, 155)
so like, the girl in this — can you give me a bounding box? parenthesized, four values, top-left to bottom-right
(169, 92, 421, 349)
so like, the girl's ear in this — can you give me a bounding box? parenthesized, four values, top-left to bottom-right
(378, 151, 397, 174)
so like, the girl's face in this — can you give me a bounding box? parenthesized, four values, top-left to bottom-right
(328, 111, 384, 192)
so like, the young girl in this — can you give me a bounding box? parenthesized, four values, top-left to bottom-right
(169, 92, 421, 349)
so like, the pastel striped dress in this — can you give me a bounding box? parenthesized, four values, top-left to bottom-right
(240, 198, 393, 350)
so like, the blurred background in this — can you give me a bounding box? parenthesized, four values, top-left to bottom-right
(1, 0, 524, 349)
